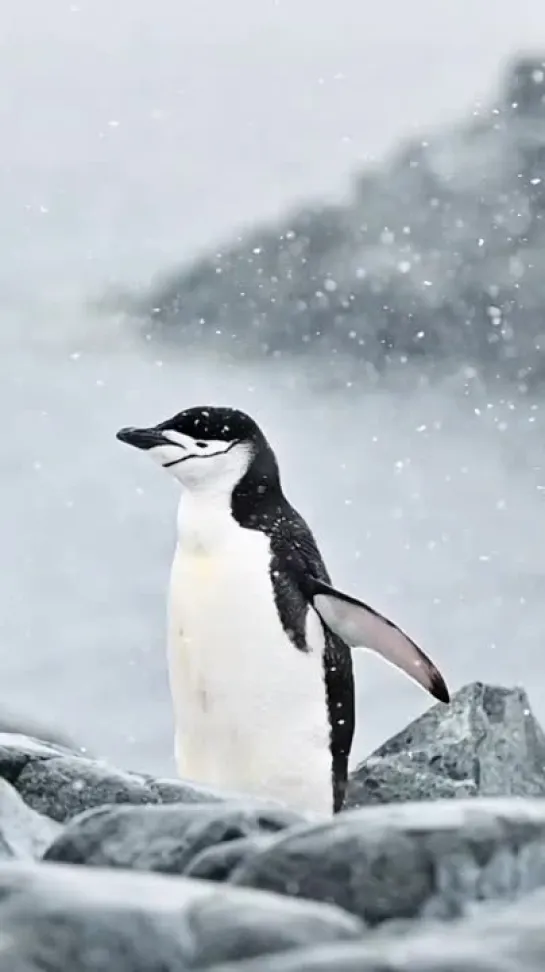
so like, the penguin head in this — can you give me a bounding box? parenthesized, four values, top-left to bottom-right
(116, 405, 278, 496)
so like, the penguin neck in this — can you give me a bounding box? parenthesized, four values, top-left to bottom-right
(176, 486, 235, 556)
(175, 473, 285, 557)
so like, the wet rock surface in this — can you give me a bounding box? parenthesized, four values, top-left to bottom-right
(231, 796, 545, 924)
(128, 56, 545, 390)
(0, 733, 80, 783)
(0, 779, 60, 861)
(0, 861, 363, 972)
(44, 802, 304, 875)
(0, 733, 228, 823)
(184, 833, 276, 882)
(1, 681, 545, 969)
(346, 681, 545, 807)
(203, 887, 545, 970)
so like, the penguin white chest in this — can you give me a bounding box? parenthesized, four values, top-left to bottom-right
(167, 500, 332, 815)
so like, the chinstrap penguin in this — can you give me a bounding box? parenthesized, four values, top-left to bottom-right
(117, 406, 449, 816)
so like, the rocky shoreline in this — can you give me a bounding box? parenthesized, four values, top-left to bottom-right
(0, 681, 545, 969)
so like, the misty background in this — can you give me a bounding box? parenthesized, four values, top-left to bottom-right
(2, 0, 545, 776)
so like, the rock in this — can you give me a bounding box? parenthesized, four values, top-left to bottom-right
(125, 55, 545, 391)
(146, 776, 229, 805)
(190, 887, 545, 970)
(0, 860, 364, 971)
(346, 682, 545, 808)
(346, 757, 477, 806)
(43, 802, 305, 875)
(231, 796, 545, 925)
(0, 733, 78, 784)
(0, 780, 60, 860)
(0, 733, 229, 823)
(184, 834, 276, 882)
(15, 756, 159, 822)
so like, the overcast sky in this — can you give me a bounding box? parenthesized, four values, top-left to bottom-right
(1, 0, 545, 295)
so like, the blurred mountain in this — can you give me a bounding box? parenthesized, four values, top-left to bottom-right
(125, 55, 545, 387)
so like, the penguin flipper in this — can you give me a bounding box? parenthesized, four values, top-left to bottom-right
(310, 579, 450, 704)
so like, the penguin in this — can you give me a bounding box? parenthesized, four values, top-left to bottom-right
(116, 405, 449, 816)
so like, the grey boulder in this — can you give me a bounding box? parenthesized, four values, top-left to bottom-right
(347, 758, 477, 807)
(0, 779, 60, 860)
(44, 801, 304, 875)
(15, 756, 159, 822)
(231, 796, 545, 925)
(0, 860, 364, 972)
(184, 834, 276, 881)
(204, 886, 545, 971)
(346, 682, 545, 808)
(0, 733, 79, 783)
(0, 733, 228, 822)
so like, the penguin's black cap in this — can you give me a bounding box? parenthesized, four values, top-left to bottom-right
(157, 406, 263, 442)
(116, 406, 263, 450)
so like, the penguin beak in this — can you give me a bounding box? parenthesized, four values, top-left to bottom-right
(116, 426, 170, 451)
